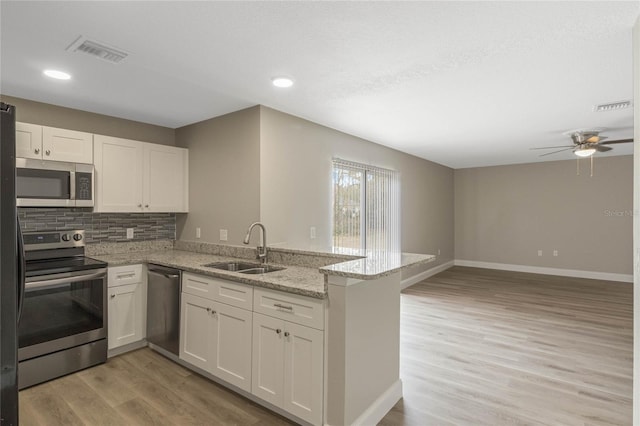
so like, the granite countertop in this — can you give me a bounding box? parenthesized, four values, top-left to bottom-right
(319, 252, 436, 279)
(92, 249, 327, 299)
(92, 242, 436, 298)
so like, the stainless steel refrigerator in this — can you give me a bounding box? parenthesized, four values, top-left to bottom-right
(1, 102, 23, 425)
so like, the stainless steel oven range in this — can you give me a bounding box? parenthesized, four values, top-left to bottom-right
(18, 229, 107, 389)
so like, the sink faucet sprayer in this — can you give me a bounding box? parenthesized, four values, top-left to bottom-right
(243, 222, 267, 264)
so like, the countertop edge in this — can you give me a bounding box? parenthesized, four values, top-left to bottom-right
(319, 253, 436, 280)
(92, 250, 327, 299)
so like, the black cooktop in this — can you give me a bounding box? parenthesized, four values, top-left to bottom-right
(25, 256, 107, 278)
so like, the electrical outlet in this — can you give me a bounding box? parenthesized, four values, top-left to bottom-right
(219, 229, 228, 241)
(126, 228, 134, 239)
(553, 250, 558, 257)
(196, 227, 201, 239)
(310, 226, 316, 239)
(537, 250, 543, 257)
(437, 248, 441, 256)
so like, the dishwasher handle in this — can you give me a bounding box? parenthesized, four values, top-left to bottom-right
(149, 270, 180, 280)
(147, 264, 181, 278)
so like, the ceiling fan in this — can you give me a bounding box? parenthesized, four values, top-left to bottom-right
(530, 128, 633, 158)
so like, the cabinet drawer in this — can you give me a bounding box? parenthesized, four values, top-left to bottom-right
(108, 264, 143, 287)
(182, 272, 253, 310)
(253, 288, 324, 330)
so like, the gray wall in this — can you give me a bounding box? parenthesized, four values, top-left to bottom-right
(1, 95, 176, 146)
(455, 155, 633, 274)
(175, 106, 261, 245)
(259, 106, 455, 273)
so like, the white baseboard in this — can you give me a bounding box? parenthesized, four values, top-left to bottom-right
(401, 260, 455, 289)
(454, 260, 633, 283)
(350, 379, 403, 426)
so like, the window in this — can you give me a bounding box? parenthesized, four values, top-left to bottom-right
(332, 158, 400, 252)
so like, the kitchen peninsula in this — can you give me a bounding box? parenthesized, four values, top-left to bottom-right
(90, 240, 434, 426)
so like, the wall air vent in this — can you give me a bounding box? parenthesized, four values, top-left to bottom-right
(593, 100, 632, 112)
(66, 36, 129, 64)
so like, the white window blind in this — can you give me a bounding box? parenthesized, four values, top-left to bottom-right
(332, 158, 400, 252)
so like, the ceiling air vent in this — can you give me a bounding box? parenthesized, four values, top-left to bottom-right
(66, 36, 128, 64)
(593, 100, 632, 112)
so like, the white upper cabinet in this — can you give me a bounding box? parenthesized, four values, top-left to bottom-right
(143, 143, 189, 212)
(16, 122, 93, 164)
(94, 135, 144, 212)
(16, 123, 43, 159)
(94, 135, 188, 213)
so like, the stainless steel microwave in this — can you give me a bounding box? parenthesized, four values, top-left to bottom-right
(16, 158, 94, 207)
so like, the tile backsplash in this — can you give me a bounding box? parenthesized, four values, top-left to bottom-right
(18, 208, 176, 244)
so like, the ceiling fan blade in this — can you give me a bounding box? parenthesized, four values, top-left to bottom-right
(530, 145, 574, 150)
(539, 147, 574, 157)
(594, 145, 612, 152)
(600, 138, 633, 145)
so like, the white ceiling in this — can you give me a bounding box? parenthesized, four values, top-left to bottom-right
(1, 1, 637, 169)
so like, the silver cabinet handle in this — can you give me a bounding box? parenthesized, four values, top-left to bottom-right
(110, 294, 116, 298)
(145, 204, 149, 208)
(274, 303, 293, 310)
(117, 273, 136, 279)
(45, 149, 51, 156)
(138, 204, 142, 208)
(276, 329, 282, 334)
(206, 307, 211, 313)
(34, 148, 40, 154)
(284, 331, 290, 337)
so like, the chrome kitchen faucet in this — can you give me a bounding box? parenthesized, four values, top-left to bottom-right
(243, 222, 267, 263)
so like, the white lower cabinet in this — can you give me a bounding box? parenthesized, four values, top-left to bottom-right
(178, 273, 324, 425)
(107, 265, 146, 350)
(252, 312, 324, 425)
(180, 284, 253, 392)
(180, 293, 212, 371)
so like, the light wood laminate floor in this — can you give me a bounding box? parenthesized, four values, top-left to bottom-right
(19, 266, 632, 425)
(382, 266, 632, 426)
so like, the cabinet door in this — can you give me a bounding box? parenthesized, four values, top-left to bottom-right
(210, 302, 252, 391)
(283, 322, 324, 425)
(143, 144, 188, 212)
(252, 313, 284, 406)
(94, 135, 144, 212)
(108, 282, 144, 350)
(16, 122, 43, 159)
(42, 126, 93, 164)
(180, 293, 213, 371)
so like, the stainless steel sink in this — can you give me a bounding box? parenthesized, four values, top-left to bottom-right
(203, 261, 285, 274)
(239, 266, 285, 274)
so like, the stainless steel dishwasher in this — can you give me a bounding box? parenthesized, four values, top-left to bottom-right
(146, 264, 181, 355)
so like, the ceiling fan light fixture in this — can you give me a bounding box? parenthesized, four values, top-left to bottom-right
(574, 147, 596, 157)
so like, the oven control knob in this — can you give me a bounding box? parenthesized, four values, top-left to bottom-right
(73, 233, 83, 241)
(61, 234, 71, 242)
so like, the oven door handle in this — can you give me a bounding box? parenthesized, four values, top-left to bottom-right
(25, 271, 106, 290)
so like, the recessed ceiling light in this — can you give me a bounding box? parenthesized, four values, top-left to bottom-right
(43, 69, 71, 80)
(272, 77, 294, 88)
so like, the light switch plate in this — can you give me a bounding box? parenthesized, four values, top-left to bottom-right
(220, 229, 228, 241)
(126, 228, 134, 239)
(310, 226, 316, 239)
(196, 227, 201, 239)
